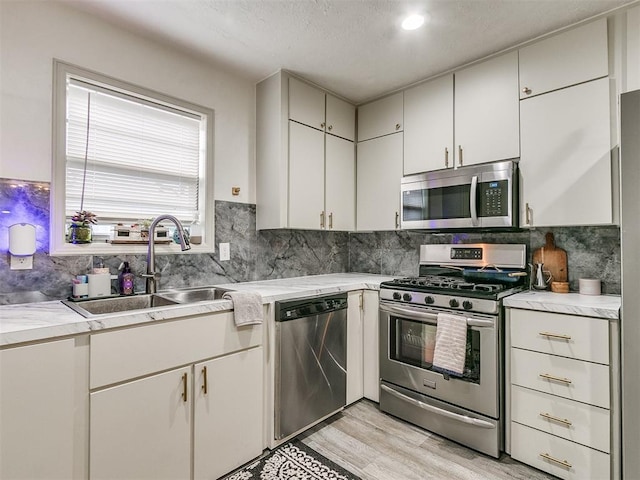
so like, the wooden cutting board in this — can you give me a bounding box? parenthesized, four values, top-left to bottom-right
(532, 232, 568, 283)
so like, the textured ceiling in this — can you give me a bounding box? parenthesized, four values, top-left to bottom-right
(64, 0, 639, 103)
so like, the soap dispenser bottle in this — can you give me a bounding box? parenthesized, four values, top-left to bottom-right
(118, 262, 135, 295)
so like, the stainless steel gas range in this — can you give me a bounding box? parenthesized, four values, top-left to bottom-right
(378, 243, 527, 458)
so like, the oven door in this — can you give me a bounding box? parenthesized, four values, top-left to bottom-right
(379, 301, 500, 418)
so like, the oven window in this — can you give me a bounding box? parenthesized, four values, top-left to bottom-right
(389, 317, 480, 384)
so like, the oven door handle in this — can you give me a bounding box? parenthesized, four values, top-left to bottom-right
(380, 303, 495, 328)
(381, 384, 495, 429)
(380, 303, 437, 324)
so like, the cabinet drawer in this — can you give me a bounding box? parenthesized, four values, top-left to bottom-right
(511, 348, 609, 408)
(91, 312, 262, 388)
(510, 309, 609, 364)
(511, 422, 610, 480)
(512, 385, 610, 453)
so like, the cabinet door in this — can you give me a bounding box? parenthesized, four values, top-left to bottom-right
(346, 291, 364, 404)
(404, 74, 454, 174)
(520, 78, 611, 227)
(0, 340, 75, 479)
(454, 51, 520, 166)
(519, 19, 608, 99)
(289, 121, 325, 229)
(194, 347, 263, 480)
(289, 76, 325, 130)
(326, 135, 355, 231)
(357, 133, 403, 231)
(326, 94, 356, 141)
(90, 367, 191, 480)
(357, 92, 403, 142)
(362, 290, 380, 402)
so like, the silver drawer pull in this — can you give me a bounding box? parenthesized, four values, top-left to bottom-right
(539, 331, 572, 341)
(539, 412, 572, 426)
(539, 373, 572, 384)
(540, 452, 572, 469)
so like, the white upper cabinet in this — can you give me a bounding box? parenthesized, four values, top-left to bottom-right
(403, 74, 454, 175)
(519, 18, 609, 98)
(256, 71, 356, 230)
(326, 94, 356, 141)
(289, 77, 326, 130)
(519, 77, 612, 227)
(289, 76, 355, 141)
(454, 51, 520, 167)
(356, 132, 403, 231)
(357, 92, 404, 142)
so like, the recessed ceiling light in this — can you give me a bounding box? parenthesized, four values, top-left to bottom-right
(401, 14, 425, 31)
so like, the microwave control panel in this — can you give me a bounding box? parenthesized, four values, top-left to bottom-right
(479, 180, 508, 216)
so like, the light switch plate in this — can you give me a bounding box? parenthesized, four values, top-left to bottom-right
(219, 242, 230, 261)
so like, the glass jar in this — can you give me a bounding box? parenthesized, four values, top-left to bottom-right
(69, 224, 92, 244)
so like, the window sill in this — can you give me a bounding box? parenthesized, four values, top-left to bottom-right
(50, 240, 215, 256)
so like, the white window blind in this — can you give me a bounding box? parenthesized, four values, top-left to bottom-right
(65, 79, 204, 223)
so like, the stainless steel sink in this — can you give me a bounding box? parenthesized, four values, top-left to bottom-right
(62, 286, 234, 317)
(62, 294, 179, 317)
(158, 286, 233, 304)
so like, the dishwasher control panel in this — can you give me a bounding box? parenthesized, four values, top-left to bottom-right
(276, 293, 348, 322)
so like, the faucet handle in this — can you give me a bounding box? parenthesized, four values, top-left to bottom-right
(141, 272, 160, 279)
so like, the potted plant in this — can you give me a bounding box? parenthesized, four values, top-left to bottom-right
(68, 210, 98, 244)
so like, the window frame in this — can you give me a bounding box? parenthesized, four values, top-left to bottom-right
(51, 60, 215, 256)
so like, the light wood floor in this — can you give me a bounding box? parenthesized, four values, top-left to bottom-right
(299, 399, 556, 480)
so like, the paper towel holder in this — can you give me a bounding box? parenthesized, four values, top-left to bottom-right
(8, 223, 36, 270)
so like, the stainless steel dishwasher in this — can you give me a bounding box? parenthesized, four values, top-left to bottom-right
(274, 293, 348, 440)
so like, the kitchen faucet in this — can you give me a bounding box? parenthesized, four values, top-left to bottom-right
(142, 214, 191, 294)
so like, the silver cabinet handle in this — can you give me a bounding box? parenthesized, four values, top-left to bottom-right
(320, 211, 325, 229)
(458, 145, 463, 166)
(539, 453, 572, 469)
(395, 123, 401, 131)
(539, 331, 572, 341)
(539, 373, 572, 384)
(320, 122, 326, 129)
(445, 147, 449, 168)
(522, 87, 532, 95)
(539, 412, 572, 427)
(328, 212, 333, 229)
(525, 202, 531, 225)
(327, 125, 333, 131)
(395, 211, 400, 229)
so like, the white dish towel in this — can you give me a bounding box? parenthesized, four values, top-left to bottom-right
(222, 291, 263, 326)
(432, 312, 468, 377)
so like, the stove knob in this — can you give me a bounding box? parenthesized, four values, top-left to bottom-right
(424, 296, 435, 305)
(392, 292, 401, 300)
(462, 300, 473, 310)
(403, 293, 412, 302)
(449, 299, 459, 308)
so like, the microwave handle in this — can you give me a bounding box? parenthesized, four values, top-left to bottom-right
(470, 175, 479, 226)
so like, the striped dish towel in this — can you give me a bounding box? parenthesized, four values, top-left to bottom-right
(432, 312, 468, 377)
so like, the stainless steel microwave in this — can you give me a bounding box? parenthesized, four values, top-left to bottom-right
(400, 159, 518, 230)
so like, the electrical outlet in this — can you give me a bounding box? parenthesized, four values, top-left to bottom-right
(219, 243, 230, 261)
(10, 255, 33, 270)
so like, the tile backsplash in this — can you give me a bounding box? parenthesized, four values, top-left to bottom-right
(0, 178, 621, 304)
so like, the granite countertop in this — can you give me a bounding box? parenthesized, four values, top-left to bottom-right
(0, 273, 395, 347)
(504, 290, 621, 319)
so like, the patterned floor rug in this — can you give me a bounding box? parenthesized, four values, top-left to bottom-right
(223, 440, 361, 480)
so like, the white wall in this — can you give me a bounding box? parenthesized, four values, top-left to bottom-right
(0, 0, 256, 203)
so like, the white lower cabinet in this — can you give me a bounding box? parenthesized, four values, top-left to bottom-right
(89, 311, 263, 480)
(193, 348, 263, 480)
(90, 367, 192, 480)
(508, 308, 615, 479)
(362, 290, 380, 402)
(0, 338, 87, 479)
